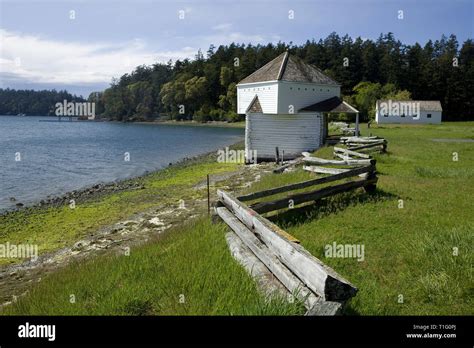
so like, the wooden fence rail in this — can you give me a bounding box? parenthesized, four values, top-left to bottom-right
(238, 164, 375, 202)
(215, 145, 386, 315)
(249, 176, 377, 214)
(217, 190, 358, 303)
(303, 156, 375, 166)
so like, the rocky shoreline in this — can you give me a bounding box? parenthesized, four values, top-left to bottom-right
(1, 147, 237, 217)
(0, 141, 274, 309)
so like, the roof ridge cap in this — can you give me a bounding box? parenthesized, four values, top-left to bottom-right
(277, 51, 289, 80)
(237, 52, 286, 85)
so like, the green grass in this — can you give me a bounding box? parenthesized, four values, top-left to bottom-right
(2, 122, 473, 315)
(239, 121, 474, 315)
(2, 218, 304, 315)
(0, 156, 238, 265)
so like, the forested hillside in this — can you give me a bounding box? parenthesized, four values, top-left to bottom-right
(96, 33, 474, 122)
(2, 33, 473, 121)
(0, 89, 85, 116)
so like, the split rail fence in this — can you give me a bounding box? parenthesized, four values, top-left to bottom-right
(215, 166, 382, 315)
(215, 135, 388, 315)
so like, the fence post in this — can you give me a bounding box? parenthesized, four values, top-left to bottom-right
(207, 174, 210, 215)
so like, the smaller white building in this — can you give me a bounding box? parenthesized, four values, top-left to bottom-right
(375, 100, 442, 124)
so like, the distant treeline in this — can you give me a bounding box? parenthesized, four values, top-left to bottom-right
(2, 33, 473, 121)
(0, 89, 85, 116)
(95, 32, 473, 122)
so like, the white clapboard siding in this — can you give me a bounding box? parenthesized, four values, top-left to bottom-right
(237, 82, 279, 114)
(246, 113, 323, 159)
(277, 81, 340, 114)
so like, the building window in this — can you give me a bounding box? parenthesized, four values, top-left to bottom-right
(305, 88, 307, 90)
(298, 87, 300, 90)
(384, 114, 388, 117)
(427, 113, 432, 118)
(320, 88, 322, 91)
(401, 114, 405, 117)
(290, 87, 293, 90)
(312, 88, 315, 91)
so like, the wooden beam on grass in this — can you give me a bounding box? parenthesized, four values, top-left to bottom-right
(303, 156, 375, 166)
(341, 136, 382, 143)
(303, 166, 349, 175)
(305, 300, 343, 316)
(249, 176, 378, 214)
(217, 207, 318, 308)
(348, 141, 386, 152)
(303, 166, 369, 179)
(334, 146, 371, 159)
(217, 190, 358, 301)
(347, 142, 384, 150)
(273, 157, 303, 174)
(334, 152, 354, 161)
(238, 165, 375, 202)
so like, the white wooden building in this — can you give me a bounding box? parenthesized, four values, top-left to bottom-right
(237, 51, 359, 161)
(375, 100, 442, 124)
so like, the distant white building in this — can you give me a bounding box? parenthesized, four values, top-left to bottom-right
(375, 100, 442, 124)
(237, 51, 359, 161)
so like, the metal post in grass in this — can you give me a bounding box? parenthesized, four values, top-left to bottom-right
(207, 174, 210, 215)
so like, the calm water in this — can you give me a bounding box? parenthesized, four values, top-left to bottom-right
(0, 116, 243, 212)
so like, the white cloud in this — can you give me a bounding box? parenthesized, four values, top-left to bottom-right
(205, 32, 266, 45)
(212, 23, 233, 31)
(0, 29, 196, 85)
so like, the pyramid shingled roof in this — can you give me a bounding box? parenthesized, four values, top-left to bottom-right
(238, 51, 339, 85)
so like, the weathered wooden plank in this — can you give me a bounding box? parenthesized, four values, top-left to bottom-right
(238, 165, 374, 202)
(305, 300, 343, 316)
(347, 141, 386, 151)
(250, 177, 378, 214)
(217, 207, 319, 308)
(303, 166, 369, 179)
(334, 146, 371, 159)
(303, 156, 375, 166)
(341, 135, 380, 141)
(348, 143, 383, 150)
(225, 231, 300, 299)
(217, 191, 358, 301)
(225, 231, 289, 298)
(334, 152, 353, 161)
(341, 136, 383, 143)
(343, 139, 386, 145)
(303, 165, 348, 175)
(273, 157, 303, 174)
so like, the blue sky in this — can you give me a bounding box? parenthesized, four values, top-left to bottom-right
(0, 0, 473, 96)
